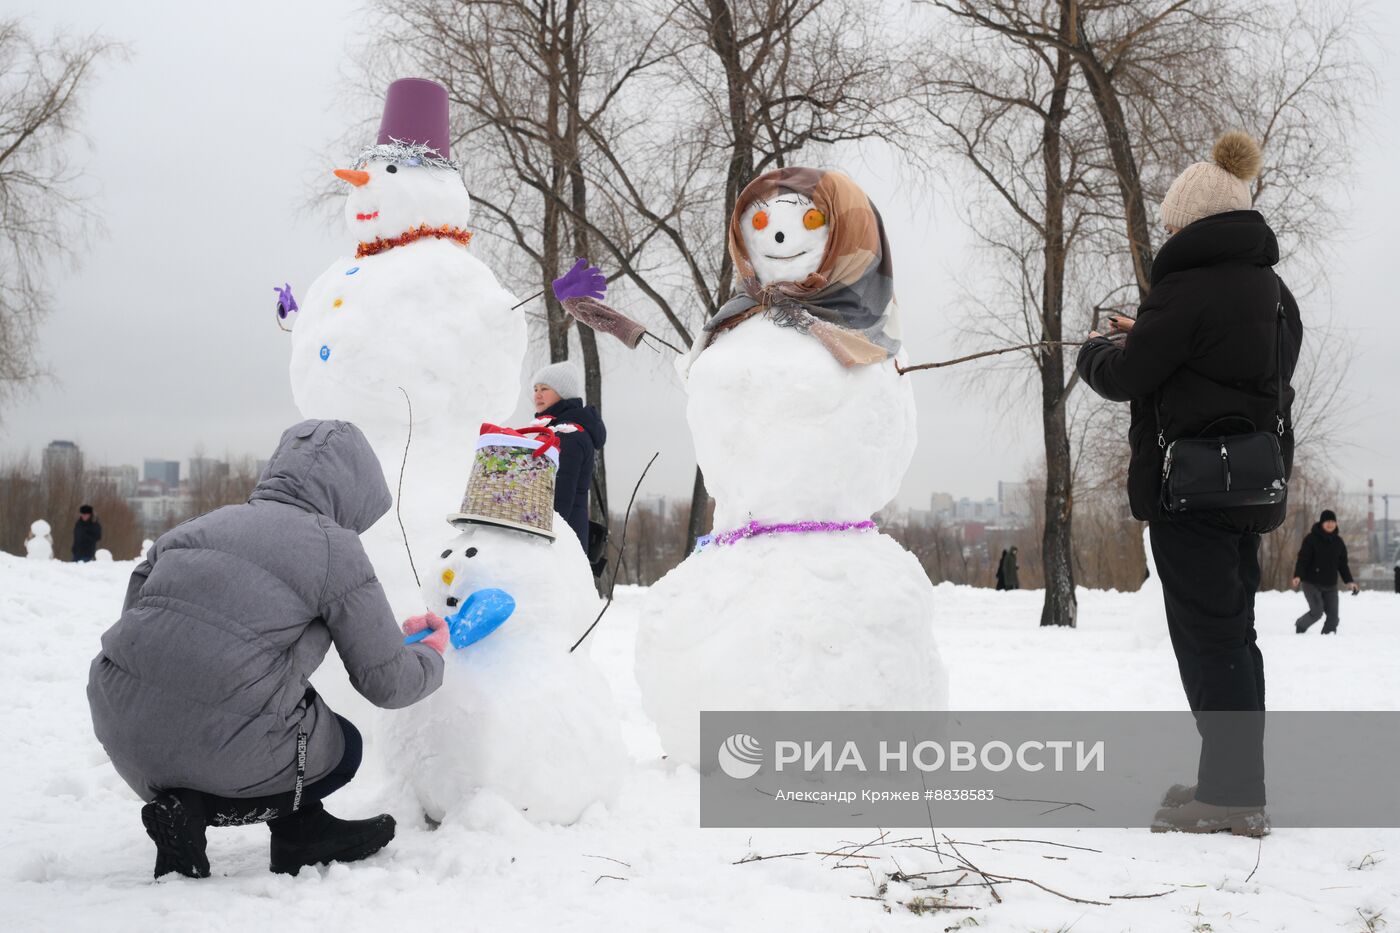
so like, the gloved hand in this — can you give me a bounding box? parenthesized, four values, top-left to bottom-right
(552, 258, 607, 302)
(274, 282, 299, 332)
(401, 612, 449, 654)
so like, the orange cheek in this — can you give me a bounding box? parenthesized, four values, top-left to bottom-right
(803, 209, 826, 230)
(752, 210, 769, 231)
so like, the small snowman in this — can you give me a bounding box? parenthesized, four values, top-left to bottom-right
(24, 520, 53, 561)
(384, 424, 626, 825)
(563, 168, 948, 767)
(287, 78, 528, 615)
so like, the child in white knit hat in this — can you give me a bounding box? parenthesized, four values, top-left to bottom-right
(529, 361, 606, 556)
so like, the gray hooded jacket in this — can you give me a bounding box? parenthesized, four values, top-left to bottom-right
(87, 420, 443, 801)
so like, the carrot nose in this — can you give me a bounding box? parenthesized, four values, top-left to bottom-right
(333, 168, 370, 187)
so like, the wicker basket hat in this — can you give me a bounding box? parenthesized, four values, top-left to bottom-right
(447, 423, 560, 539)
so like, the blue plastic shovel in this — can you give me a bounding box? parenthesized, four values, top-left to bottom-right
(404, 588, 516, 650)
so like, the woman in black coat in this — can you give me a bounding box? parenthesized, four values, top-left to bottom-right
(530, 361, 606, 552)
(1076, 133, 1302, 836)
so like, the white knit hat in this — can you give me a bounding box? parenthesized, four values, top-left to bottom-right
(532, 360, 583, 400)
(1159, 131, 1263, 230)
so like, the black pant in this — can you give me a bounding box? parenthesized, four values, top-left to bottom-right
(1296, 582, 1340, 633)
(191, 714, 363, 827)
(1149, 521, 1266, 807)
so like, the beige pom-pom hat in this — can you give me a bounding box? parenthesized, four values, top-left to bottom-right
(1160, 131, 1263, 230)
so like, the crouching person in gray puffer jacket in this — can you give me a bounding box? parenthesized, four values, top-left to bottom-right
(88, 420, 450, 879)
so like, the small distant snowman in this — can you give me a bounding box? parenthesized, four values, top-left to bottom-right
(617, 167, 948, 767)
(25, 520, 53, 561)
(384, 424, 626, 825)
(288, 78, 528, 615)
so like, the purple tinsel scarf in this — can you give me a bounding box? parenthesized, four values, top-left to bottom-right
(696, 518, 877, 552)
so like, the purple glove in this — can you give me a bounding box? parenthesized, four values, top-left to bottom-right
(552, 258, 607, 302)
(274, 283, 299, 331)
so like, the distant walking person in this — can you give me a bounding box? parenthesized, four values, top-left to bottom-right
(72, 505, 102, 562)
(1292, 509, 1357, 634)
(531, 361, 606, 552)
(995, 547, 1020, 591)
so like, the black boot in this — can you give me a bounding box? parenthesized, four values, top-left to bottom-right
(141, 790, 210, 879)
(267, 801, 395, 876)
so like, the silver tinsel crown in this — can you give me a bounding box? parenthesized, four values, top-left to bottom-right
(352, 136, 460, 172)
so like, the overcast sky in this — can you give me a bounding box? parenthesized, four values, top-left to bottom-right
(3, 0, 1397, 513)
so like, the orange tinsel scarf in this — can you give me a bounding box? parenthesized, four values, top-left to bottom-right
(356, 224, 474, 259)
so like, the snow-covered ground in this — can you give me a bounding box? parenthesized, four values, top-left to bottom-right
(2, 553, 1396, 931)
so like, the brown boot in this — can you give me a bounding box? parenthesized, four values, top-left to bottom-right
(1151, 798, 1270, 837)
(1160, 783, 1196, 808)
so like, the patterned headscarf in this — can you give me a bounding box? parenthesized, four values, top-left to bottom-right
(703, 167, 901, 367)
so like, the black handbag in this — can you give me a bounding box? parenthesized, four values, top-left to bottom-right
(1159, 301, 1288, 514)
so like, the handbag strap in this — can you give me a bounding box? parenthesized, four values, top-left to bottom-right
(1272, 298, 1286, 436)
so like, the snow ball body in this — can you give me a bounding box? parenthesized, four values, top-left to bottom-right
(288, 156, 527, 615)
(637, 531, 947, 767)
(384, 521, 627, 825)
(685, 317, 916, 528)
(289, 157, 524, 454)
(636, 188, 941, 768)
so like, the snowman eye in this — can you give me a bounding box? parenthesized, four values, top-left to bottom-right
(465, 547, 478, 558)
(385, 164, 398, 174)
(803, 209, 826, 230)
(751, 210, 768, 231)
(440, 549, 452, 559)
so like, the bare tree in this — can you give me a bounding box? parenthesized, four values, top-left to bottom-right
(922, 0, 1367, 624)
(0, 22, 118, 412)
(917, 0, 1100, 625)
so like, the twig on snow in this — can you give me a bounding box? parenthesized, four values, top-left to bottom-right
(583, 854, 632, 869)
(981, 838, 1103, 854)
(1245, 835, 1263, 883)
(734, 851, 809, 865)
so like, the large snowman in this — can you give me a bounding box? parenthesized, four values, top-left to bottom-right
(630, 167, 948, 767)
(383, 426, 626, 825)
(288, 78, 527, 614)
